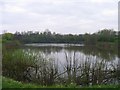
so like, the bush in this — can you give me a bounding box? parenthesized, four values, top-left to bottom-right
(2, 49, 36, 81)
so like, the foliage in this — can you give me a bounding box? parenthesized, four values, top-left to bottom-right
(2, 77, 120, 88)
(2, 47, 119, 86)
(1, 29, 118, 48)
(0, 76, 2, 89)
(2, 32, 21, 49)
(2, 33, 14, 43)
(2, 29, 119, 87)
(13, 30, 84, 44)
(2, 77, 42, 88)
(97, 29, 117, 42)
(11, 29, 118, 45)
(2, 49, 37, 81)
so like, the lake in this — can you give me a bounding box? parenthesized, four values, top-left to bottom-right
(23, 43, 119, 85)
(25, 43, 118, 63)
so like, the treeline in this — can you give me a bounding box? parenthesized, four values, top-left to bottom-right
(13, 30, 84, 44)
(2, 29, 119, 45)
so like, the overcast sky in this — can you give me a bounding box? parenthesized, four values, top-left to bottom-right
(0, 0, 119, 34)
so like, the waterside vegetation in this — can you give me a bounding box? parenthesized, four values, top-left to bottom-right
(2, 29, 120, 88)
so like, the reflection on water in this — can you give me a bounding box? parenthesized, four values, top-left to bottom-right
(24, 44, 119, 71)
(24, 43, 118, 62)
(25, 43, 84, 47)
(22, 43, 119, 85)
(3, 43, 119, 86)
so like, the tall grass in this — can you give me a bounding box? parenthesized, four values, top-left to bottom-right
(2, 49, 37, 81)
(2, 48, 120, 86)
(2, 76, 120, 88)
(0, 76, 2, 89)
(58, 52, 119, 86)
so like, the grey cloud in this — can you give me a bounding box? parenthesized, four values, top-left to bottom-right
(0, 0, 118, 34)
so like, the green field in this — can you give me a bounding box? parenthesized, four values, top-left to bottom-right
(2, 77, 120, 88)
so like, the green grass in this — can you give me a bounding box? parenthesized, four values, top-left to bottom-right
(2, 77, 42, 88)
(0, 76, 2, 89)
(2, 77, 120, 88)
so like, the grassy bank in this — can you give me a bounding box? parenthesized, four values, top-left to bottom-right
(2, 77, 120, 88)
(2, 77, 42, 88)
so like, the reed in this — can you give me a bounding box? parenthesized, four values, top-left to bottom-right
(2, 49, 119, 86)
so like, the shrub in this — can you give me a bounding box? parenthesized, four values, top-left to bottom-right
(2, 49, 36, 81)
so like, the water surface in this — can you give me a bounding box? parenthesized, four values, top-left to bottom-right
(24, 43, 118, 66)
